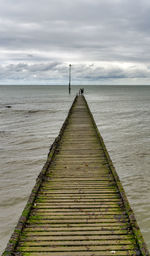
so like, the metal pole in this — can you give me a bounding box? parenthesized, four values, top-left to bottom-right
(69, 64, 71, 94)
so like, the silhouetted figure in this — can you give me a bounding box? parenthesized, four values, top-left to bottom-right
(81, 88, 84, 94)
(79, 88, 84, 95)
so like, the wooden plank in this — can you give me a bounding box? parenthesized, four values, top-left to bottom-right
(36, 198, 121, 202)
(27, 219, 128, 224)
(22, 231, 131, 236)
(24, 224, 130, 230)
(32, 209, 124, 214)
(17, 244, 137, 252)
(16, 251, 139, 256)
(28, 215, 127, 221)
(20, 240, 135, 246)
(20, 235, 133, 241)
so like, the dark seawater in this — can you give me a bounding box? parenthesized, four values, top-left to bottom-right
(0, 85, 150, 253)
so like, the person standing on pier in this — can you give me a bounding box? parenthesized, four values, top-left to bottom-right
(79, 88, 84, 95)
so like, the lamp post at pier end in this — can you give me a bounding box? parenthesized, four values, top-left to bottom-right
(69, 64, 71, 94)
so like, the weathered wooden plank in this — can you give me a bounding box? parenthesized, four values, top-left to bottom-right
(17, 244, 137, 252)
(20, 235, 133, 241)
(22, 231, 131, 237)
(28, 215, 127, 221)
(27, 219, 128, 224)
(16, 251, 139, 256)
(33, 204, 121, 209)
(36, 198, 121, 201)
(20, 240, 135, 246)
(30, 207, 127, 214)
(23, 228, 130, 234)
(36, 198, 121, 202)
(42, 179, 113, 183)
(24, 223, 130, 230)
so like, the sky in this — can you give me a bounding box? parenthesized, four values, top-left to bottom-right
(0, 0, 150, 85)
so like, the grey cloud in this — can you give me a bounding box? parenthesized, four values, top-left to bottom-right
(0, 62, 150, 85)
(0, 0, 150, 84)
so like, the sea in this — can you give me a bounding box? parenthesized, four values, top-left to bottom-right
(0, 85, 150, 253)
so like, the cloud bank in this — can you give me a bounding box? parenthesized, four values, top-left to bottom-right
(0, 0, 150, 84)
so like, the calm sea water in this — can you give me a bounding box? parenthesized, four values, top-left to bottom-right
(0, 85, 150, 253)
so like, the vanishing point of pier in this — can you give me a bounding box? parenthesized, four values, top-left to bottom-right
(3, 95, 149, 256)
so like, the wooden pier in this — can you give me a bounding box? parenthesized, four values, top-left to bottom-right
(3, 95, 149, 256)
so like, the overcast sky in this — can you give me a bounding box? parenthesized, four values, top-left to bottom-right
(1, 0, 150, 85)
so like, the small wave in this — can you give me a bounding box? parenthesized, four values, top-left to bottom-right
(27, 110, 40, 114)
(0, 196, 27, 207)
(10, 109, 59, 115)
(27, 109, 59, 114)
(0, 131, 6, 136)
(0, 131, 11, 137)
